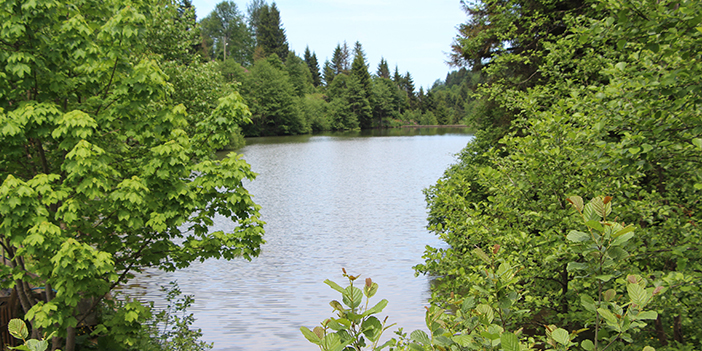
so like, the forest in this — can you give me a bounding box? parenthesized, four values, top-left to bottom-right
(0, 0, 700, 350)
(186, 0, 474, 138)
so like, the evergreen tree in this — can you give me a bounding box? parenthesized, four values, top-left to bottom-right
(247, 0, 266, 41)
(257, 2, 289, 60)
(286, 51, 314, 97)
(392, 65, 402, 85)
(376, 58, 390, 79)
(346, 75, 373, 129)
(403, 72, 416, 108)
(327, 75, 359, 130)
(323, 59, 335, 87)
(340, 41, 351, 72)
(350, 41, 373, 128)
(331, 44, 349, 75)
(371, 77, 400, 126)
(200, 1, 254, 64)
(304, 46, 322, 87)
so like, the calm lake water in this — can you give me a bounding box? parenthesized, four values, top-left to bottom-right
(126, 128, 473, 350)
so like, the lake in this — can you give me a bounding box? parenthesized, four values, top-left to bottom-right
(125, 128, 473, 350)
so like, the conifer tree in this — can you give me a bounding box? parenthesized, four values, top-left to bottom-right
(376, 58, 390, 79)
(350, 42, 373, 128)
(393, 65, 402, 85)
(331, 44, 349, 75)
(304, 46, 322, 87)
(323, 60, 335, 87)
(247, 0, 266, 41)
(257, 2, 288, 60)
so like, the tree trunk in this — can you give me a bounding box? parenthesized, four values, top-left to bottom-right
(65, 326, 76, 351)
(654, 314, 668, 346)
(673, 314, 684, 343)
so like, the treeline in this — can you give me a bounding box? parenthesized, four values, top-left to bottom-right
(418, 0, 702, 349)
(192, 0, 471, 137)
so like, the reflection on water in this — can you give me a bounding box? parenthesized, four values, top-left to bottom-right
(126, 130, 473, 350)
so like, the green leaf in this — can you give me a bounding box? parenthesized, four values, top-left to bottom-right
(636, 311, 658, 320)
(585, 220, 604, 232)
(566, 230, 590, 242)
(627, 283, 649, 306)
(611, 231, 634, 246)
(604, 289, 616, 302)
(581, 339, 595, 351)
(472, 247, 491, 264)
(452, 333, 472, 347)
(552, 328, 570, 345)
(363, 299, 388, 317)
(566, 195, 583, 212)
(362, 316, 383, 342)
(475, 304, 494, 324)
(693, 138, 702, 149)
(597, 308, 618, 324)
(324, 279, 345, 294)
(567, 262, 589, 272)
(581, 295, 597, 312)
(342, 286, 363, 309)
(500, 332, 520, 351)
(24, 339, 48, 351)
(320, 333, 342, 351)
(8, 319, 28, 340)
(410, 329, 431, 345)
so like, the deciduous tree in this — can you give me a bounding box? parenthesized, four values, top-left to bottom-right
(0, 0, 264, 349)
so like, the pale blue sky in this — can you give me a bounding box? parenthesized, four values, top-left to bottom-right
(190, 0, 467, 89)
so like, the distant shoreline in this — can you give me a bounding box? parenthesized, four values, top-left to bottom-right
(399, 125, 468, 128)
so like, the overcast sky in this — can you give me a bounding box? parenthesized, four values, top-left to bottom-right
(190, 0, 467, 89)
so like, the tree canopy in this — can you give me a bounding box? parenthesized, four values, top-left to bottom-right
(0, 0, 264, 349)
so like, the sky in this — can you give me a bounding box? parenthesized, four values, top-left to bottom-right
(189, 0, 468, 90)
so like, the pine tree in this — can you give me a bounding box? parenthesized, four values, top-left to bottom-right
(323, 60, 335, 87)
(350, 41, 373, 128)
(257, 2, 288, 60)
(393, 65, 402, 85)
(376, 58, 390, 79)
(247, 0, 266, 41)
(304, 46, 322, 87)
(331, 44, 349, 75)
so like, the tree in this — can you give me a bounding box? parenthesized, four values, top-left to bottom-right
(350, 42, 373, 128)
(419, 0, 702, 347)
(0, 0, 264, 349)
(376, 58, 390, 79)
(246, 0, 267, 41)
(200, 0, 254, 64)
(331, 41, 351, 76)
(304, 46, 322, 87)
(257, 2, 289, 61)
(286, 51, 314, 97)
(239, 54, 307, 135)
(146, 0, 200, 65)
(450, 0, 598, 143)
(322, 60, 336, 87)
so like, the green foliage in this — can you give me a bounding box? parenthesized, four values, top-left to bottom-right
(0, 0, 263, 348)
(420, 0, 702, 349)
(255, 2, 289, 61)
(238, 54, 308, 135)
(7, 318, 54, 351)
(301, 270, 396, 351)
(199, 0, 253, 64)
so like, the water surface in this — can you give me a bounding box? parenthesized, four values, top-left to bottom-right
(127, 128, 472, 350)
